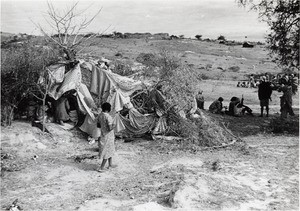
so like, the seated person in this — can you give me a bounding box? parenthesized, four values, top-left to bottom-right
(54, 94, 70, 126)
(227, 96, 253, 116)
(209, 97, 224, 114)
(227, 97, 240, 116)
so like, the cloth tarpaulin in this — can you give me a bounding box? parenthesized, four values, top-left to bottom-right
(48, 64, 82, 100)
(119, 108, 157, 135)
(77, 83, 96, 115)
(79, 112, 125, 137)
(47, 64, 66, 99)
(113, 113, 126, 133)
(90, 65, 143, 112)
(77, 91, 95, 120)
(79, 115, 101, 139)
(106, 91, 131, 114)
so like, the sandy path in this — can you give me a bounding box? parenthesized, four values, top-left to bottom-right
(1, 122, 298, 210)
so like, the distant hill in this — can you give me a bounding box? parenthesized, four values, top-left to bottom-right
(1, 32, 15, 42)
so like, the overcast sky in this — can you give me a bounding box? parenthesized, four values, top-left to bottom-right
(1, 0, 269, 41)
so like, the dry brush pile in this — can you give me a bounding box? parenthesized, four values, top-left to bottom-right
(132, 50, 242, 148)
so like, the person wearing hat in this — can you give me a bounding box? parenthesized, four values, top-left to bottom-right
(258, 76, 273, 117)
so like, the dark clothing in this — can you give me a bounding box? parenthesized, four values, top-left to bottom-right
(209, 100, 223, 114)
(258, 82, 272, 100)
(278, 85, 294, 118)
(54, 96, 70, 121)
(227, 97, 252, 116)
(195, 93, 205, 109)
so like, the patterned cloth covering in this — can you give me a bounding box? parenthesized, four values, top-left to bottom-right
(47, 64, 82, 100)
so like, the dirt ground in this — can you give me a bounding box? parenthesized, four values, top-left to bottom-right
(1, 110, 298, 211)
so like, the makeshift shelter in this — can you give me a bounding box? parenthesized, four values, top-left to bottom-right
(43, 59, 167, 140)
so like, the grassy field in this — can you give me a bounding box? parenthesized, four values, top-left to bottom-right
(78, 37, 279, 81)
(77, 37, 298, 113)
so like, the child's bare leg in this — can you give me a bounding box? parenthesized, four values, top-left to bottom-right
(108, 157, 117, 168)
(100, 159, 107, 170)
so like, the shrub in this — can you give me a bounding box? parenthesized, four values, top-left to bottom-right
(136, 53, 157, 67)
(112, 60, 135, 76)
(228, 66, 240, 72)
(217, 35, 226, 41)
(1, 40, 60, 125)
(269, 117, 299, 135)
(198, 73, 210, 80)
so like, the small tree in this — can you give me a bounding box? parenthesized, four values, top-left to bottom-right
(33, 2, 102, 128)
(35, 1, 102, 61)
(195, 35, 202, 40)
(217, 35, 226, 41)
(179, 35, 185, 39)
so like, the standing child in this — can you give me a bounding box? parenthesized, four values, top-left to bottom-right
(97, 102, 117, 172)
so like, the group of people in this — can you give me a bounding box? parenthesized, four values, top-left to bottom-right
(206, 96, 253, 117)
(237, 73, 298, 90)
(196, 90, 253, 117)
(196, 73, 298, 118)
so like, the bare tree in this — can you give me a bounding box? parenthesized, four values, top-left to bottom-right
(34, 1, 103, 61)
(30, 2, 103, 131)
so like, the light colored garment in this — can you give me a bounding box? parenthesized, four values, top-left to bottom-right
(98, 112, 115, 160)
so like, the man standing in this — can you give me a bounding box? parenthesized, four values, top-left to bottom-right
(195, 90, 205, 109)
(258, 76, 273, 117)
(278, 77, 295, 118)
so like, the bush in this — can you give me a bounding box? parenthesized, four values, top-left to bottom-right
(136, 53, 157, 66)
(228, 66, 240, 72)
(217, 35, 226, 41)
(1, 40, 60, 125)
(112, 60, 135, 76)
(198, 73, 210, 80)
(134, 50, 235, 147)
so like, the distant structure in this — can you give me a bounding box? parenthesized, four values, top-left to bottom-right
(242, 42, 254, 48)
